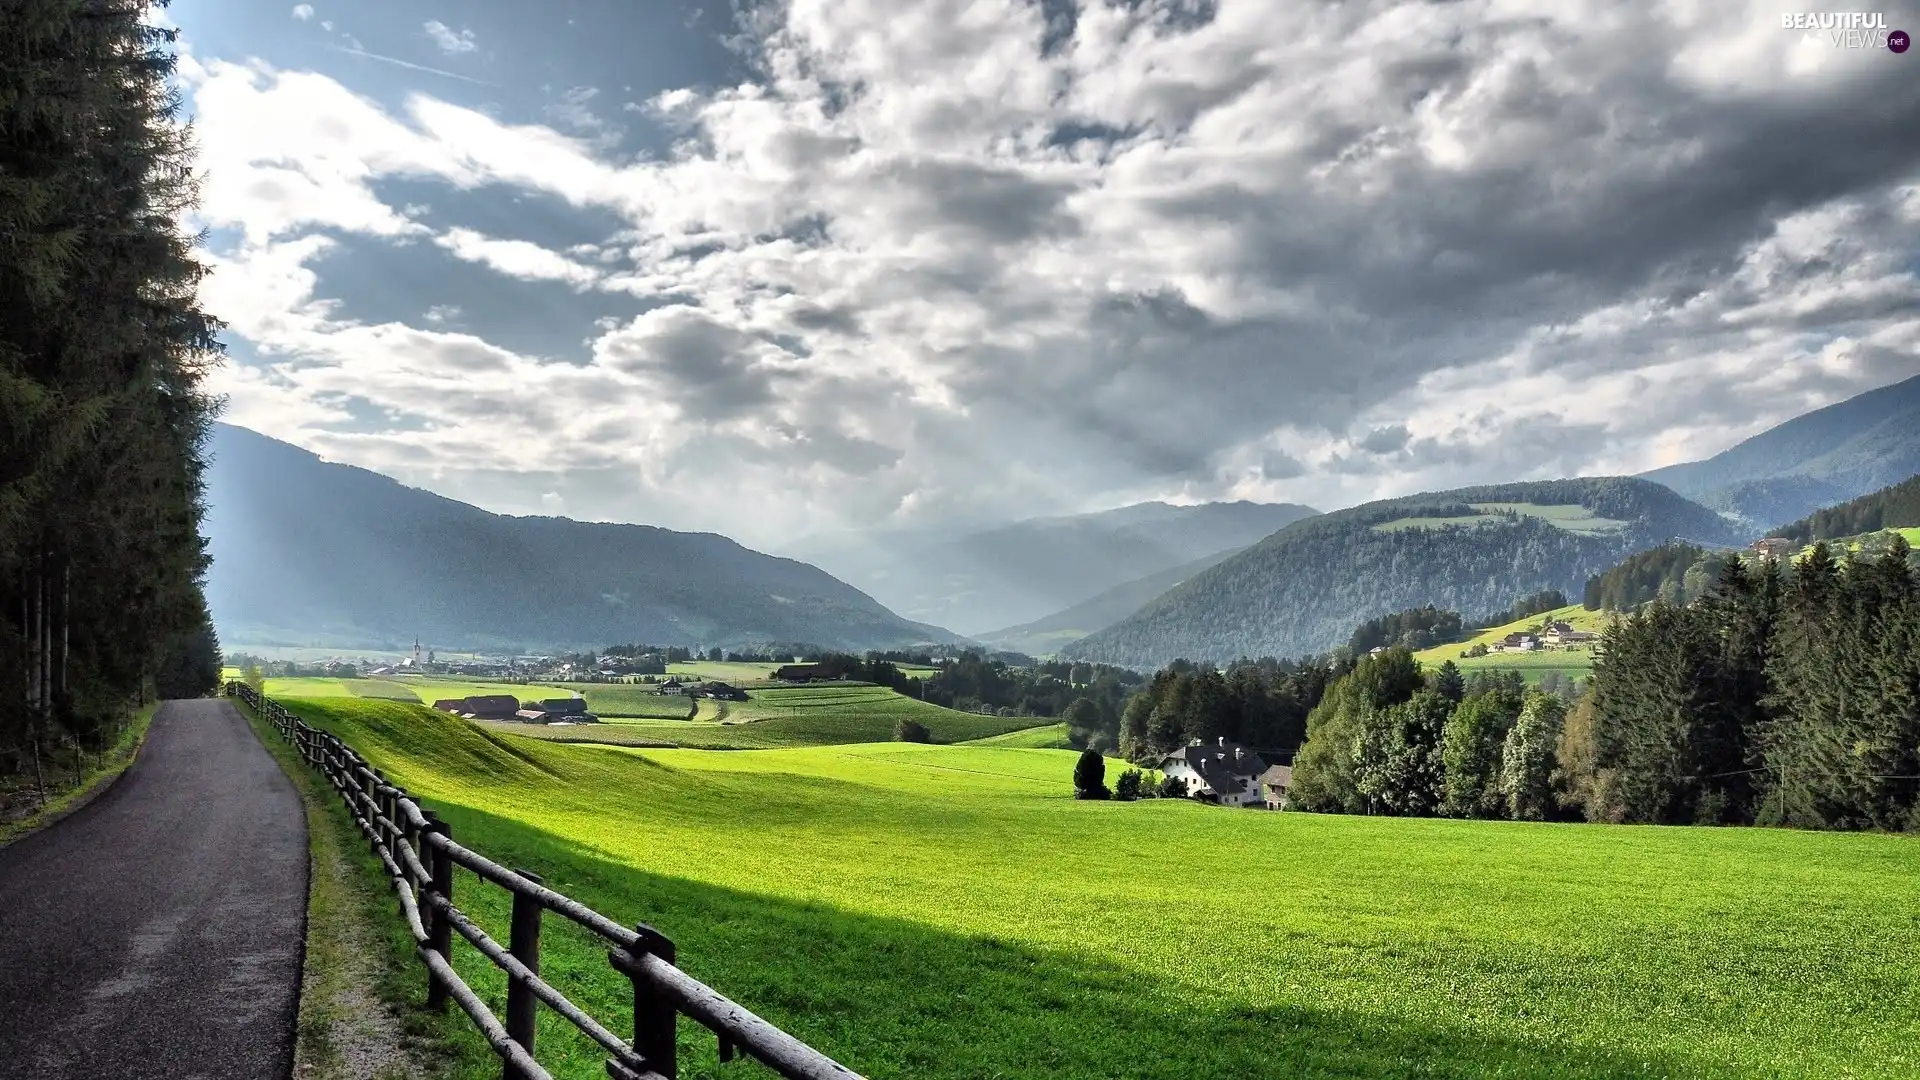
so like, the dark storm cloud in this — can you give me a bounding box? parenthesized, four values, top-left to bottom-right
(598, 306, 798, 417)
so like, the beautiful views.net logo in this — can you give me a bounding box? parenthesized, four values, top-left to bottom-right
(1780, 12, 1911, 50)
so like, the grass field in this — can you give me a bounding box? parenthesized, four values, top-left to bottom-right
(509, 685, 1038, 749)
(1470, 502, 1630, 535)
(259, 676, 583, 706)
(274, 695, 1920, 1080)
(551, 683, 695, 719)
(962, 722, 1074, 748)
(1409, 604, 1612, 681)
(1372, 503, 1629, 537)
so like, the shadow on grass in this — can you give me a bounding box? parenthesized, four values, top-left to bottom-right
(422, 804, 1704, 1080)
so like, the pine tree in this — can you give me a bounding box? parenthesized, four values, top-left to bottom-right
(1, 0, 223, 759)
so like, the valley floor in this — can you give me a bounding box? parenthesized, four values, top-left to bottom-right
(273, 695, 1920, 1080)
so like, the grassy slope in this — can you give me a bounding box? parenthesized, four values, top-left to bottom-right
(500, 685, 1037, 749)
(281, 696, 1920, 1080)
(235, 698, 480, 1079)
(551, 683, 695, 719)
(1411, 604, 1613, 679)
(962, 722, 1074, 748)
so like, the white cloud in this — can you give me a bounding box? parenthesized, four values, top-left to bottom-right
(423, 20, 476, 55)
(434, 228, 603, 288)
(182, 1, 1920, 547)
(291, 4, 313, 21)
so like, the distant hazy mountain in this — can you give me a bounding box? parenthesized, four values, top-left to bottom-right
(977, 546, 1248, 657)
(782, 500, 1319, 635)
(1641, 373, 1920, 526)
(204, 424, 955, 652)
(1060, 478, 1744, 671)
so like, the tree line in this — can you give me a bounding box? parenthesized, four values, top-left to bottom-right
(1116, 656, 1354, 762)
(1772, 474, 1920, 546)
(2, 0, 222, 771)
(1288, 657, 1571, 819)
(1285, 538, 1920, 830)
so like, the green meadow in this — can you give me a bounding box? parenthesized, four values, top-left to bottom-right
(501, 685, 1036, 749)
(551, 682, 695, 719)
(1410, 603, 1611, 682)
(1371, 503, 1629, 537)
(962, 722, 1075, 748)
(270, 695, 1920, 1080)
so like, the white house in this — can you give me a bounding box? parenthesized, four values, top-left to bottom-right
(1158, 737, 1266, 807)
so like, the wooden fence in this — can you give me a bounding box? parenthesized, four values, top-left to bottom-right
(226, 682, 863, 1080)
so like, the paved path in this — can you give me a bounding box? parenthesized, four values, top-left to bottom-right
(0, 699, 307, 1079)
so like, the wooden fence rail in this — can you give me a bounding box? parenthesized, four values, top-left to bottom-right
(226, 682, 864, 1080)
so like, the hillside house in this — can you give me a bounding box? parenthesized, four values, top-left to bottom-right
(1751, 537, 1796, 560)
(772, 664, 830, 682)
(1259, 764, 1293, 810)
(656, 680, 686, 695)
(1494, 632, 1541, 652)
(699, 682, 750, 701)
(1158, 738, 1267, 807)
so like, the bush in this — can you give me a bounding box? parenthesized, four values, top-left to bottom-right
(1157, 773, 1188, 799)
(1073, 747, 1105, 798)
(894, 718, 931, 743)
(1115, 768, 1143, 801)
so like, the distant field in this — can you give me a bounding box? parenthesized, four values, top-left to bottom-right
(1470, 502, 1629, 535)
(553, 682, 695, 719)
(664, 661, 786, 684)
(1411, 603, 1611, 679)
(962, 722, 1074, 749)
(488, 685, 1037, 749)
(257, 676, 581, 706)
(269, 695, 1920, 1080)
(1798, 526, 1920, 560)
(1371, 503, 1628, 536)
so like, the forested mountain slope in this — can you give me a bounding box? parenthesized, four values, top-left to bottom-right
(204, 425, 954, 652)
(784, 500, 1317, 635)
(1772, 473, 1920, 544)
(1640, 373, 1920, 526)
(1061, 478, 1743, 670)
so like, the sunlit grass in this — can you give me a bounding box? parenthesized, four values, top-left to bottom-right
(282, 695, 1920, 1080)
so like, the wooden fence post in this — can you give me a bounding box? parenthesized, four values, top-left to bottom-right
(630, 923, 677, 1077)
(424, 811, 453, 1010)
(506, 869, 544, 1077)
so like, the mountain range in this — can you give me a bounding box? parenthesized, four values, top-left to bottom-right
(780, 500, 1319, 636)
(1640, 372, 1920, 528)
(204, 371, 1920, 666)
(203, 424, 955, 653)
(1059, 478, 1748, 671)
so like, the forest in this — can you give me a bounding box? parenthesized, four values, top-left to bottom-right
(1772, 473, 1920, 545)
(1290, 539, 1920, 829)
(1, 2, 223, 775)
(1064, 477, 1743, 671)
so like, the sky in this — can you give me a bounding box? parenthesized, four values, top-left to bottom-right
(168, 0, 1920, 550)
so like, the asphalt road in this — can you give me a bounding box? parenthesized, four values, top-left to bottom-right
(0, 698, 307, 1079)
